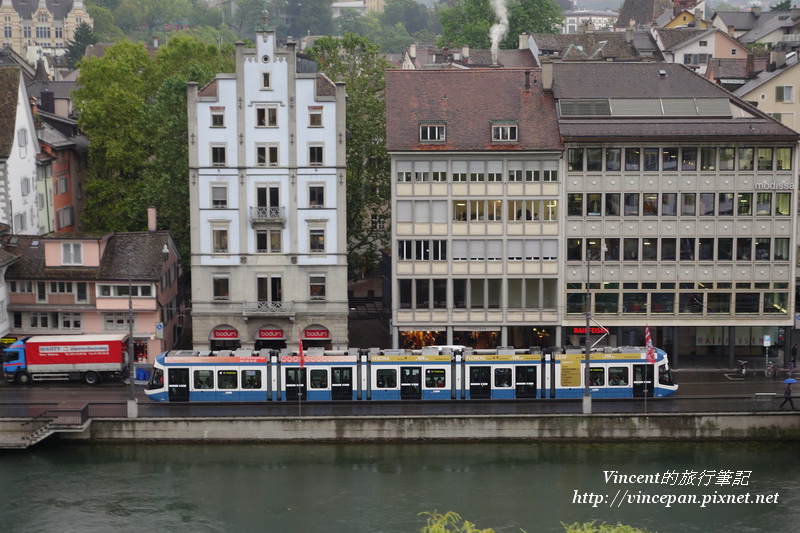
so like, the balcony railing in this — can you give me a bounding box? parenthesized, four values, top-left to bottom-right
(243, 301, 294, 315)
(249, 206, 285, 224)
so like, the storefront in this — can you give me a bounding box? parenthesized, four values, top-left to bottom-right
(254, 325, 286, 351)
(302, 325, 332, 349)
(209, 325, 241, 351)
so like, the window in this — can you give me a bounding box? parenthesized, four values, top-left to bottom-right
(310, 275, 326, 300)
(309, 106, 323, 127)
(9, 281, 33, 293)
(211, 107, 224, 127)
(211, 145, 226, 166)
(309, 145, 323, 165)
(55, 26, 63, 39)
(62, 242, 82, 265)
(568, 149, 583, 171)
(757, 148, 773, 170)
(211, 185, 227, 208)
(371, 214, 385, 230)
(4, 25, 10, 38)
(777, 147, 792, 170)
(256, 229, 281, 253)
(492, 124, 518, 141)
(242, 370, 262, 389)
(212, 227, 228, 253)
(738, 148, 754, 170)
(256, 105, 278, 127)
(104, 313, 133, 330)
(310, 228, 325, 252)
(256, 144, 279, 166)
(624, 148, 640, 170)
(776, 86, 794, 103)
(262, 72, 271, 89)
(194, 370, 214, 389)
(397, 171, 411, 182)
(420, 124, 445, 142)
(605, 148, 621, 171)
(24, 26, 31, 39)
(213, 276, 229, 301)
(700, 147, 716, 170)
(586, 148, 602, 171)
(309, 185, 324, 207)
(98, 284, 152, 297)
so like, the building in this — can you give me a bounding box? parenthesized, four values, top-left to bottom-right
(560, 10, 619, 34)
(550, 60, 799, 367)
(735, 51, 800, 132)
(187, 13, 349, 352)
(653, 27, 750, 76)
(1, 218, 183, 362)
(0, 0, 93, 64)
(0, 65, 39, 235)
(385, 62, 800, 368)
(385, 68, 563, 350)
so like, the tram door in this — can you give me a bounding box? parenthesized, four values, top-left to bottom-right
(400, 366, 422, 399)
(515, 366, 537, 398)
(469, 366, 491, 399)
(285, 368, 307, 400)
(632, 364, 654, 398)
(168, 368, 190, 402)
(331, 367, 353, 400)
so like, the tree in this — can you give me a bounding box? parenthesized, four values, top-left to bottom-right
(419, 511, 494, 533)
(383, 0, 430, 35)
(286, 0, 334, 37)
(64, 22, 99, 68)
(306, 34, 392, 279)
(770, 0, 793, 10)
(73, 37, 235, 260)
(84, 4, 126, 42)
(439, 0, 562, 49)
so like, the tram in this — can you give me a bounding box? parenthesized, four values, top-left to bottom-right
(144, 345, 677, 402)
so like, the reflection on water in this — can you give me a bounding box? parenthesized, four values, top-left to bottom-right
(1, 441, 798, 533)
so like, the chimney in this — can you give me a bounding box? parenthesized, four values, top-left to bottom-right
(542, 57, 554, 91)
(148, 206, 157, 234)
(770, 50, 787, 69)
(625, 27, 633, 43)
(462, 45, 469, 62)
(695, 8, 702, 23)
(793, 8, 800, 21)
(409, 43, 416, 60)
(746, 53, 755, 76)
(519, 33, 529, 50)
(524, 70, 531, 90)
(728, 25, 735, 36)
(752, 6, 761, 17)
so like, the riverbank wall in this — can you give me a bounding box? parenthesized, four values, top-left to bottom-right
(11, 413, 799, 444)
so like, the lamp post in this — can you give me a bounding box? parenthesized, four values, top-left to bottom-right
(127, 269, 137, 418)
(583, 243, 593, 415)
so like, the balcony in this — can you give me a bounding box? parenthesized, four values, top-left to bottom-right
(243, 300, 294, 316)
(249, 206, 285, 226)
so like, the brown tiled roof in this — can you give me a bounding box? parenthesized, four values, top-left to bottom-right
(1, 232, 176, 282)
(530, 33, 644, 61)
(0, 66, 21, 158)
(706, 57, 767, 81)
(655, 28, 711, 51)
(614, 0, 673, 28)
(315, 73, 336, 97)
(553, 62, 799, 142)
(198, 78, 217, 98)
(386, 69, 562, 152)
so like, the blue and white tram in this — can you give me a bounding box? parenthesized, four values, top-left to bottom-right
(145, 345, 677, 402)
(549, 346, 677, 399)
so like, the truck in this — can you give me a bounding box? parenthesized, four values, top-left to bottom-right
(2, 334, 130, 385)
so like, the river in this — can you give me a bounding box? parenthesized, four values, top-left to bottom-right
(1, 441, 798, 532)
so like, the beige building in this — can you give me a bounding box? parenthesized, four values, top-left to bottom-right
(736, 51, 800, 132)
(0, 0, 92, 64)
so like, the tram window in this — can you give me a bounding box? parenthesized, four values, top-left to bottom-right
(241, 369, 262, 389)
(589, 368, 605, 386)
(608, 367, 628, 386)
(217, 370, 237, 389)
(147, 367, 164, 390)
(194, 370, 214, 389)
(425, 368, 446, 388)
(310, 369, 328, 388)
(494, 368, 512, 388)
(376, 369, 397, 388)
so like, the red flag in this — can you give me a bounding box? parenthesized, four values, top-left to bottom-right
(645, 325, 657, 364)
(298, 330, 304, 368)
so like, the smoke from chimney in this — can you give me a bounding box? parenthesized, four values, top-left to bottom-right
(490, 0, 509, 65)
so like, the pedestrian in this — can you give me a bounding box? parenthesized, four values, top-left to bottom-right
(792, 344, 798, 366)
(780, 383, 795, 411)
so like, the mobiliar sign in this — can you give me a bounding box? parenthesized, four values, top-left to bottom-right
(2, 334, 130, 385)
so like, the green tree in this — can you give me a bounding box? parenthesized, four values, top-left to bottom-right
(73, 37, 235, 259)
(562, 521, 650, 533)
(306, 33, 392, 279)
(85, 4, 126, 42)
(64, 22, 99, 68)
(383, 0, 429, 35)
(770, 0, 793, 10)
(286, 0, 334, 37)
(439, 0, 562, 49)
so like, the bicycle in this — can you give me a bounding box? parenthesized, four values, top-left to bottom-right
(765, 360, 780, 378)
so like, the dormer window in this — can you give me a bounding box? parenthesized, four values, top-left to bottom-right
(492, 123, 518, 142)
(419, 124, 445, 142)
(62, 242, 83, 265)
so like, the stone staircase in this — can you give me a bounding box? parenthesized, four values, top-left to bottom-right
(0, 408, 92, 449)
